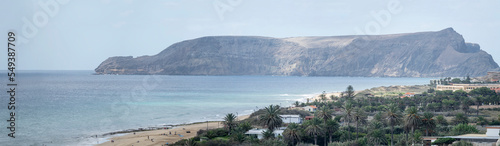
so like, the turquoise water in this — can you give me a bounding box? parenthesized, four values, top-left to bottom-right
(0, 71, 433, 145)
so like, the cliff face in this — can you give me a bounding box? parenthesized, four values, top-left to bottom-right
(95, 28, 499, 77)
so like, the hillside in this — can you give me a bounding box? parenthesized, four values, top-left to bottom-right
(95, 28, 499, 77)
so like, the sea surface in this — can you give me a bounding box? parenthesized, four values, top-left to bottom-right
(0, 70, 433, 145)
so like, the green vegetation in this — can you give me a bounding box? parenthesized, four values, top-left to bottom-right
(260, 105, 284, 132)
(432, 138, 456, 145)
(452, 140, 473, 146)
(173, 85, 500, 146)
(452, 124, 479, 135)
(430, 76, 471, 85)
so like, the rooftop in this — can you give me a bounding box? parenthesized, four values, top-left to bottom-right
(245, 128, 284, 135)
(444, 135, 500, 140)
(280, 115, 300, 118)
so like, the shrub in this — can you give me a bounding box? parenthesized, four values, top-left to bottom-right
(197, 128, 228, 139)
(452, 140, 473, 146)
(199, 139, 236, 146)
(260, 139, 287, 146)
(489, 120, 500, 125)
(452, 124, 479, 135)
(431, 138, 455, 145)
(329, 140, 365, 146)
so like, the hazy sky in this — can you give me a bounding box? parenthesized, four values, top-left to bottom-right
(1, 0, 499, 70)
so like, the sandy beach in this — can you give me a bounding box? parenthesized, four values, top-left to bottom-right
(310, 91, 357, 101)
(98, 115, 250, 146)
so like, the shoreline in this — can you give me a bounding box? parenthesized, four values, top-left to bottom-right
(92, 84, 430, 145)
(95, 115, 250, 146)
(92, 94, 305, 146)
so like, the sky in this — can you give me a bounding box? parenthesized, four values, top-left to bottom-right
(1, 0, 499, 70)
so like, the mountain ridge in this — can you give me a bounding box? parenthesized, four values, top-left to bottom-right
(95, 28, 499, 77)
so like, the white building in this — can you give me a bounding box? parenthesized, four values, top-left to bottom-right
(303, 105, 317, 112)
(485, 126, 500, 136)
(245, 128, 284, 139)
(280, 115, 301, 124)
(423, 126, 500, 146)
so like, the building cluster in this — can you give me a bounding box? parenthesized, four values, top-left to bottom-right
(289, 105, 318, 112)
(244, 114, 302, 139)
(436, 84, 500, 93)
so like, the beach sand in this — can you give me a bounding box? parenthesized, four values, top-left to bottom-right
(310, 92, 342, 101)
(310, 91, 362, 102)
(98, 115, 250, 146)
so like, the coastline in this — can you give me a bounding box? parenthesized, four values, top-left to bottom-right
(91, 85, 429, 146)
(96, 115, 250, 146)
(308, 84, 431, 101)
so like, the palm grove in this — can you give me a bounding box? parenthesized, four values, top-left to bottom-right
(174, 85, 500, 146)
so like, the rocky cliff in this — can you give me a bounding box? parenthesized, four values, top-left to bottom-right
(95, 28, 499, 77)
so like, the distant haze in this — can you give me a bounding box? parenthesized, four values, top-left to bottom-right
(1, 0, 499, 70)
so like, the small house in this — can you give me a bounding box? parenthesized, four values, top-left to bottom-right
(280, 115, 301, 124)
(303, 105, 317, 112)
(245, 128, 285, 139)
(404, 92, 415, 97)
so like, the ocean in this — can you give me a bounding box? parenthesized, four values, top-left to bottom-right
(0, 71, 433, 145)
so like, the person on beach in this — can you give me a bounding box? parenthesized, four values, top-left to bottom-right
(169, 131, 171, 135)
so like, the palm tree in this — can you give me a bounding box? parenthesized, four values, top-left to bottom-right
(405, 107, 420, 145)
(305, 118, 323, 145)
(421, 112, 436, 136)
(294, 101, 300, 107)
(316, 106, 332, 145)
(231, 132, 246, 143)
(330, 95, 337, 101)
(343, 102, 354, 140)
(317, 106, 332, 122)
(260, 105, 283, 131)
(386, 103, 402, 146)
(262, 129, 274, 140)
(320, 91, 327, 103)
(223, 113, 237, 135)
(185, 138, 198, 146)
(367, 121, 387, 146)
(324, 119, 339, 143)
(345, 85, 355, 100)
(352, 107, 367, 141)
(283, 123, 301, 146)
